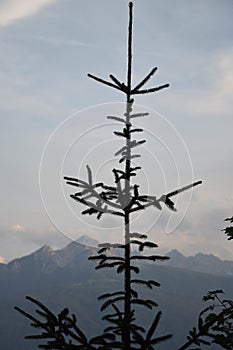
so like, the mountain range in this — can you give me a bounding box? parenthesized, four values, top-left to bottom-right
(0, 235, 232, 350)
(3, 234, 232, 277)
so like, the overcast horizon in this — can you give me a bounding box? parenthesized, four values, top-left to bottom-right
(1, 0, 233, 262)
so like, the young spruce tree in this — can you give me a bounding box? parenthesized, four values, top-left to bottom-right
(16, 2, 204, 349)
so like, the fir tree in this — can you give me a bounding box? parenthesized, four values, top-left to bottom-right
(15, 2, 204, 349)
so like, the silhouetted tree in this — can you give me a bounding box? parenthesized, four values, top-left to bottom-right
(15, 2, 204, 349)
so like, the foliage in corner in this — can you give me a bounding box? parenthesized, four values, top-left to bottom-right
(178, 290, 233, 350)
(178, 218, 233, 350)
(222, 217, 233, 241)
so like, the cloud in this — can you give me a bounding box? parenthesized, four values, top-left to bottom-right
(190, 50, 233, 117)
(0, 256, 6, 264)
(0, 225, 71, 261)
(10, 224, 25, 232)
(0, 0, 56, 27)
(4, 225, 73, 249)
(163, 49, 233, 118)
(214, 50, 233, 102)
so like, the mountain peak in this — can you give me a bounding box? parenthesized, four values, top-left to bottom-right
(167, 249, 186, 264)
(35, 245, 55, 255)
(76, 235, 99, 247)
(168, 249, 185, 258)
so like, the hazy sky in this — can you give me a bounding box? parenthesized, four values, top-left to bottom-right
(1, 0, 233, 262)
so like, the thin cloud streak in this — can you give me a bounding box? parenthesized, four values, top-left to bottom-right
(28, 34, 102, 49)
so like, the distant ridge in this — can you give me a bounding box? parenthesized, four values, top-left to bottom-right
(165, 249, 233, 277)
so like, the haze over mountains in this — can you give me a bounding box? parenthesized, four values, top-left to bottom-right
(0, 235, 232, 350)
